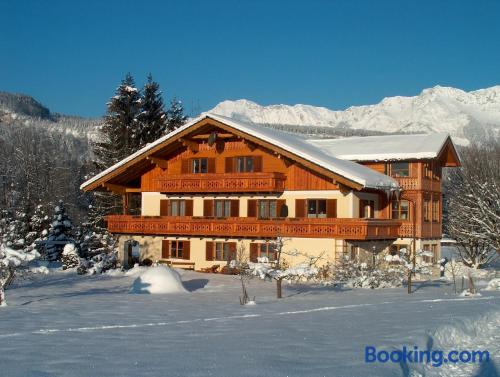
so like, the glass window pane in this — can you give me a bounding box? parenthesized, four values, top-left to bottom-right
(259, 201, 268, 218)
(179, 201, 185, 216)
(216, 243, 222, 260)
(308, 200, 317, 218)
(171, 201, 178, 216)
(177, 242, 183, 258)
(269, 201, 277, 218)
(392, 162, 409, 177)
(201, 158, 208, 173)
(246, 157, 254, 172)
(318, 200, 327, 217)
(237, 157, 244, 173)
(193, 159, 199, 173)
(400, 201, 409, 220)
(224, 201, 231, 217)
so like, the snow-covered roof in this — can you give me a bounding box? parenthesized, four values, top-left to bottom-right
(80, 114, 399, 191)
(306, 133, 451, 161)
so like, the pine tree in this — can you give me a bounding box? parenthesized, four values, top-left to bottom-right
(61, 244, 80, 270)
(137, 74, 167, 148)
(166, 98, 187, 133)
(89, 73, 142, 226)
(45, 201, 73, 261)
(25, 203, 50, 252)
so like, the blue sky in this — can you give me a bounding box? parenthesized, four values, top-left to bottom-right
(1, 0, 499, 117)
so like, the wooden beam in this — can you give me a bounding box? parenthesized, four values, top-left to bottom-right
(147, 156, 169, 169)
(191, 133, 234, 140)
(103, 183, 127, 194)
(180, 138, 199, 153)
(243, 139, 257, 151)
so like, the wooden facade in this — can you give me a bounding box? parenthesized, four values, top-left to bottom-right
(81, 116, 459, 248)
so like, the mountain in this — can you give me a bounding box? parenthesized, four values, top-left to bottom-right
(207, 85, 500, 145)
(0, 91, 100, 139)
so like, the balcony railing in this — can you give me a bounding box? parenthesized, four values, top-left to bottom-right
(149, 172, 286, 193)
(105, 215, 402, 240)
(395, 177, 441, 192)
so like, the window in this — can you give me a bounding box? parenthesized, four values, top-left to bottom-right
(236, 156, 254, 173)
(170, 200, 186, 216)
(422, 245, 436, 264)
(214, 200, 232, 218)
(390, 162, 410, 177)
(192, 158, 208, 173)
(259, 243, 277, 261)
(258, 200, 277, 219)
(215, 242, 230, 261)
(432, 198, 439, 222)
(360, 200, 375, 218)
(389, 244, 409, 257)
(171, 241, 184, 259)
(307, 199, 327, 218)
(392, 200, 409, 220)
(424, 162, 433, 179)
(423, 199, 430, 222)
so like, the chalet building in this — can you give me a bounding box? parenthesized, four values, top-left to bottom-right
(80, 114, 460, 270)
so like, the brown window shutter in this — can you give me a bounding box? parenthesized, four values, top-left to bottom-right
(225, 157, 234, 173)
(183, 241, 190, 260)
(327, 199, 337, 218)
(181, 159, 190, 174)
(249, 243, 259, 262)
(247, 199, 257, 217)
(253, 156, 262, 172)
(295, 199, 306, 218)
(185, 200, 193, 216)
(206, 241, 214, 261)
(369, 201, 375, 218)
(162, 240, 170, 259)
(228, 242, 237, 261)
(359, 200, 366, 218)
(160, 200, 170, 216)
(207, 158, 216, 173)
(203, 199, 214, 217)
(230, 200, 240, 217)
(276, 200, 287, 218)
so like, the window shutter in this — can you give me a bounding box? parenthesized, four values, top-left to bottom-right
(277, 200, 287, 218)
(207, 158, 216, 173)
(228, 242, 237, 261)
(181, 159, 190, 174)
(326, 199, 337, 218)
(295, 199, 306, 218)
(359, 200, 366, 218)
(253, 156, 262, 172)
(206, 241, 214, 261)
(161, 240, 170, 259)
(247, 199, 257, 217)
(160, 200, 170, 216)
(183, 241, 190, 260)
(249, 243, 259, 262)
(230, 200, 240, 217)
(203, 199, 214, 217)
(225, 157, 234, 173)
(185, 200, 193, 216)
(369, 201, 375, 219)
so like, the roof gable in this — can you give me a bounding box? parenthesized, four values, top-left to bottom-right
(81, 114, 399, 192)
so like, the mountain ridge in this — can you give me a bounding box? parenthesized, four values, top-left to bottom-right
(207, 85, 500, 145)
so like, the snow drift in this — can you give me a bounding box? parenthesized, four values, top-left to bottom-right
(130, 266, 187, 294)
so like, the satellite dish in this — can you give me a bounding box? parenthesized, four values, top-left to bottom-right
(207, 132, 217, 147)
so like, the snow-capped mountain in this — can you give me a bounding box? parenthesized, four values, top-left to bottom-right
(208, 86, 500, 145)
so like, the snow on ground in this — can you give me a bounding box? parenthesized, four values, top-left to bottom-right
(0, 268, 498, 377)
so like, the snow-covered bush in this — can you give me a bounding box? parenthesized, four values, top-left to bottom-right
(130, 266, 187, 294)
(483, 278, 500, 291)
(61, 243, 80, 270)
(77, 251, 117, 275)
(1, 243, 40, 306)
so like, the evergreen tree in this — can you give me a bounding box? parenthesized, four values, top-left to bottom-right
(45, 201, 73, 261)
(89, 73, 142, 226)
(166, 98, 187, 132)
(25, 203, 50, 252)
(137, 74, 167, 147)
(61, 244, 80, 270)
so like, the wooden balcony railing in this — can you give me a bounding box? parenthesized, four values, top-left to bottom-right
(395, 177, 441, 192)
(105, 215, 402, 240)
(150, 172, 286, 193)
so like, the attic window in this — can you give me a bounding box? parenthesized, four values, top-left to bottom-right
(390, 162, 410, 177)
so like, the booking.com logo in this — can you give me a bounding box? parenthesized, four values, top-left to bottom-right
(365, 346, 490, 367)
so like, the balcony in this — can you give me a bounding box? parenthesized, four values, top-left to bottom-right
(395, 177, 441, 192)
(149, 172, 286, 193)
(106, 215, 402, 240)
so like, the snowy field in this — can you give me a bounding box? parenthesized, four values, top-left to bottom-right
(0, 267, 498, 377)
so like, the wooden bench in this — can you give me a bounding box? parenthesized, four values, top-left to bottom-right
(158, 260, 195, 270)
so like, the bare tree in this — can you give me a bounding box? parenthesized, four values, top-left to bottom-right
(235, 242, 254, 305)
(444, 141, 499, 268)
